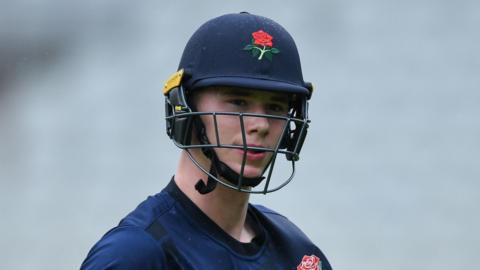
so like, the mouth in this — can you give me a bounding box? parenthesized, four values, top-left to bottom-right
(235, 144, 268, 161)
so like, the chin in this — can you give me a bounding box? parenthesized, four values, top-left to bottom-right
(230, 164, 265, 179)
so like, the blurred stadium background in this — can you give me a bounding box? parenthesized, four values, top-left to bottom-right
(0, 0, 479, 269)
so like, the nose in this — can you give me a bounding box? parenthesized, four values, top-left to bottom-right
(244, 106, 270, 137)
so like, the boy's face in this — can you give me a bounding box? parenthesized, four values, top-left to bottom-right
(194, 87, 290, 179)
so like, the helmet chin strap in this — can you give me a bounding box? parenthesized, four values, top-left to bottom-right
(195, 150, 265, 194)
(193, 117, 265, 195)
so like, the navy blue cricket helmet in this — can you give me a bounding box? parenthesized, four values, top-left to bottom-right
(163, 12, 313, 194)
(177, 12, 312, 97)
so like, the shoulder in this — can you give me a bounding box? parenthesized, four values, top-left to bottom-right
(252, 204, 308, 238)
(252, 204, 286, 217)
(252, 204, 333, 270)
(81, 192, 176, 270)
(80, 225, 165, 269)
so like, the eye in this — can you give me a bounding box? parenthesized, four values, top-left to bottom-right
(267, 103, 288, 115)
(228, 99, 248, 107)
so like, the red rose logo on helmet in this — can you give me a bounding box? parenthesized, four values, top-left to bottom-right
(252, 30, 273, 47)
(297, 255, 321, 270)
(243, 30, 280, 61)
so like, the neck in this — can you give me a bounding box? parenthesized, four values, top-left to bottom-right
(175, 150, 255, 243)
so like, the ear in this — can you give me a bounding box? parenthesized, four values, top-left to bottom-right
(165, 85, 194, 146)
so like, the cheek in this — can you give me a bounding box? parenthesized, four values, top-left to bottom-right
(268, 120, 287, 139)
(203, 115, 241, 144)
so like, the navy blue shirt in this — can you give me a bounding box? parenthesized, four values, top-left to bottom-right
(81, 180, 332, 269)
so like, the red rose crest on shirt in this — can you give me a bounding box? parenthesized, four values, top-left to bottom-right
(243, 30, 280, 61)
(297, 255, 321, 270)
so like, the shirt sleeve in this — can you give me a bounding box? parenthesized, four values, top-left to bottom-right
(80, 226, 165, 270)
